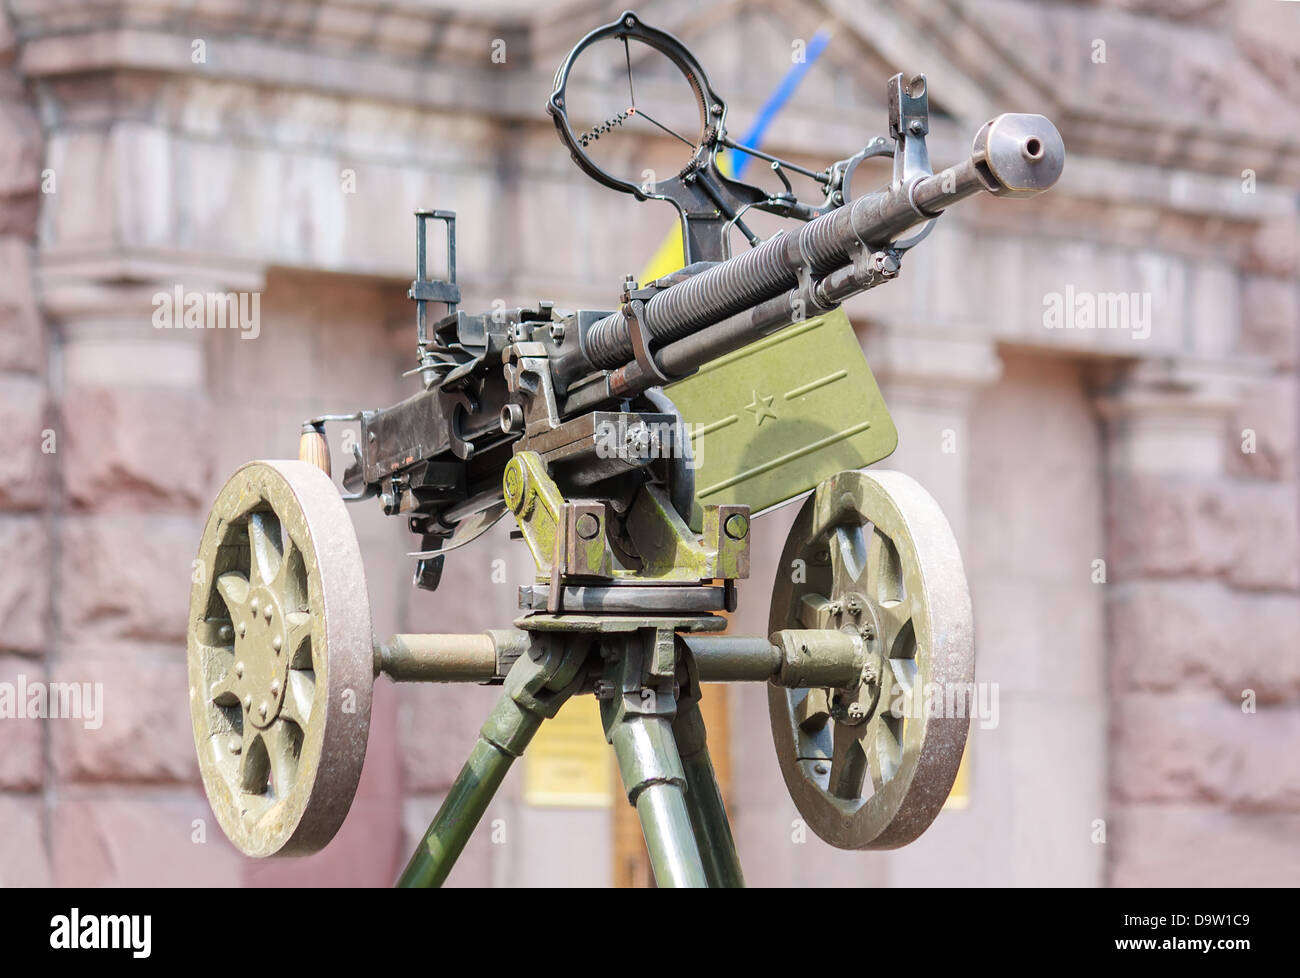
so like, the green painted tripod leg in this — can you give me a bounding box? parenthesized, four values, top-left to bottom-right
(608, 714, 709, 888)
(397, 734, 519, 888)
(673, 698, 745, 887)
(397, 639, 585, 888)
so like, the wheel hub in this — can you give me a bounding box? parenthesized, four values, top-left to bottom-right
(230, 583, 291, 729)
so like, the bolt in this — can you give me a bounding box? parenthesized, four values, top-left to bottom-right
(250, 598, 259, 616)
(272, 635, 282, 653)
(264, 604, 273, 622)
(238, 622, 246, 638)
(228, 737, 241, 755)
(847, 703, 867, 721)
(723, 513, 749, 540)
(593, 679, 615, 700)
(575, 512, 601, 540)
(711, 103, 722, 115)
(814, 762, 829, 775)
(845, 594, 862, 615)
(270, 679, 281, 696)
(832, 191, 844, 205)
(258, 701, 268, 719)
(908, 120, 924, 134)
(235, 661, 244, 678)
(218, 624, 234, 643)
(500, 403, 524, 434)
(860, 624, 875, 641)
(243, 695, 252, 711)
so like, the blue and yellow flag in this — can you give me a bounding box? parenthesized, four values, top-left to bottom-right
(640, 27, 833, 283)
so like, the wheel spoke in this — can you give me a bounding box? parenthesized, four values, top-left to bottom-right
(272, 535, 308, 610)
(866, 731, 885, 793)
(284, 611, 313, 670)
(866, 712, 904, 792)
(829, 524, 868, 600)
(879, 654, 919, 725)
(209, 667, 240, 708)
(280, 670, 314, 728)
(865, 525, 905, 607)
(797, 593, 834, 629)
(238, 731, 270, 794)
(828, 721, 869, 799)
(215, 572, 249, 618)
(264, 721, 302, 799)
(876, 601, 914, 659)
(795, 687, 830, 732)
(248, 511, 284, 588)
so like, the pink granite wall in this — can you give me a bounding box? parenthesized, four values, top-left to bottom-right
(0, 2, 48, 886)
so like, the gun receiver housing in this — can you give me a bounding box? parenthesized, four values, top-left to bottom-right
(321, 74, 1063, 592)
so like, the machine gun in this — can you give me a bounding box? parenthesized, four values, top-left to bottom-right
(185, 10, 1063, 885)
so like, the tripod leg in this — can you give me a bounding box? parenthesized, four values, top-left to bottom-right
(396, 732, 520, 889)
(608, 712, 708, 888)
(673, 692, 745, 887)
(397, 638, 585, 888)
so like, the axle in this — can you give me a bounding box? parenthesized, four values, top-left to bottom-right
(374, 629, 865, 687)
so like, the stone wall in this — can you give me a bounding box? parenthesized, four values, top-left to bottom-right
(0, 2, 48, 886)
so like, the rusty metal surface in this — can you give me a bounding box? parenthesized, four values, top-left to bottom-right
(187, 460, 374, 857)
(767, 469, 974, 849)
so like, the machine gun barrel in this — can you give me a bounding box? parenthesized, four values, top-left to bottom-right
(563, 113, 1062, 410)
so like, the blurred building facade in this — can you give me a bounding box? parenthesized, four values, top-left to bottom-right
(0, 0, 1297, 886)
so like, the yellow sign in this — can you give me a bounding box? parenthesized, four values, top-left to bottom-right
(523, 695, 613, 807)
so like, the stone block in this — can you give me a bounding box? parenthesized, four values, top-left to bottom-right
(0, 372, 48, 509)
(50, 655, 197, 785)
(0, 514, 49, 653)
(58, 514, 198, 645)
(1110, 804, 1300, 886)
(62, 385, 212, 513)
(0, 794, 51, 886)
(0, 654, 44, 788)
(0, 236, 42, 372)
(52, 789, 244, 887)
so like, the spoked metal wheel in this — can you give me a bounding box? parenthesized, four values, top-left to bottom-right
(768, 469, 973, 849)
(187, 460, 373, 857)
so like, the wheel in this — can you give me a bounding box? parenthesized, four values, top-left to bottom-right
(767, 469, 973, 849)
(187, 460, 374, 857)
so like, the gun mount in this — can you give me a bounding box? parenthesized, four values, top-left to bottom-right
(186, 9, 1063, 886)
